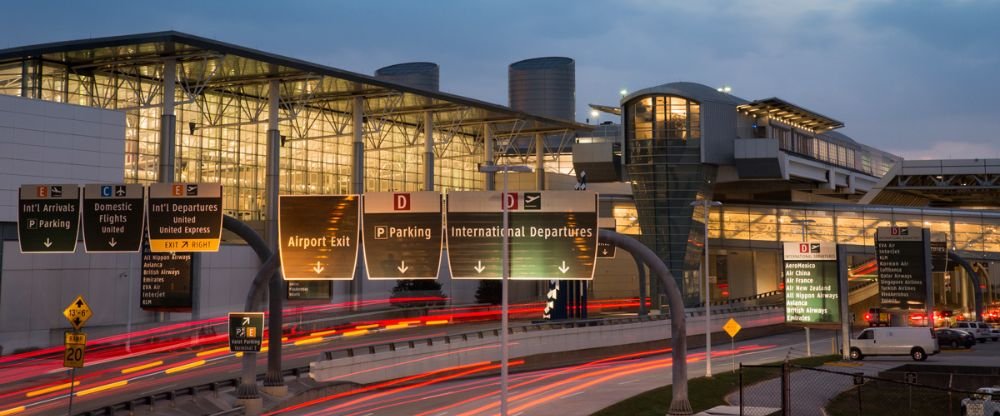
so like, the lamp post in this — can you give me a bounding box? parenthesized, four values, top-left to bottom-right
(479, 162, 532, 416)
(691, 199, 722, 378)
(790, 219, 816, 356)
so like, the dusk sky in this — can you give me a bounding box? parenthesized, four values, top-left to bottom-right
(5, 0, 999, 160)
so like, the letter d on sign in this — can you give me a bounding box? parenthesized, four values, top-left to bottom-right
(394, 193, 410, 211)
(503, 192, 518, 210)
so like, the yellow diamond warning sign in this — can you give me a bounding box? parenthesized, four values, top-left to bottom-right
(63, 295, 92, 330)
(723, 318, 742, 338)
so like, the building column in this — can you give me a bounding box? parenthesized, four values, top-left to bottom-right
(424, 111, 434, 191)
(158, 58, 176, 183)
(484, 122, 495, 191)
(535, 132, 545, 190)
(263, 78, 286, 395)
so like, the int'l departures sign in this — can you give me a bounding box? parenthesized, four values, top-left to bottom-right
(783, 242, 841, 326)
(278, 195, 360, 280)
(876, 226, 931, 310)
(446, 190, 599, 280)
(82, 184, 145, 253)
(362, 192, 443, 280)
(147, 183, 222, 252)
(18, 184, 81, 253)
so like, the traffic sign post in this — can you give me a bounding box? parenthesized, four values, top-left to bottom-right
(82, 184, 145, 252)
(228, 312, 264, 352)
(446, 191, 599, 280)
(63, 295, 92, 331)
(17, 184, 81, 253)
(783, 242, 842, 326)
(147, 183, 223, 252)
(875, 227, 932, 319)
(724, 318, 741, 373)
(362, 192, 443, 280)
(278, 195, 360, 280)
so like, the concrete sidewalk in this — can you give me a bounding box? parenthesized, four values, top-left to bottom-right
(723, 361, 896, 415)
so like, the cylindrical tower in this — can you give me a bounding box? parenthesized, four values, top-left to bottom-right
(375, 62, 440, 91)
(508, 57, 575, 121)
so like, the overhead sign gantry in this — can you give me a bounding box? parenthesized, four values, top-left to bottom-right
(446, 190, 599, 280)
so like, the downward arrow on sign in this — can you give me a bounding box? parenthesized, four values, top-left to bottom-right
(397, 260, 409, 274)
(43, 238, 53, 248)
(558, 261, 570, 274)
(312, 261, 325, 274)
(474, 260, 486, 274)
(109, 238, 118, 247)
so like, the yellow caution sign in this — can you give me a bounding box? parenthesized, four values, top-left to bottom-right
(63, 332, 86, 368)
(724, 318, 742, 338)
(63, 296, 92, 330)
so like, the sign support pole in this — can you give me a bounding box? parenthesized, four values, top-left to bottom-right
(66, 367, 76, 416)
(924, 229, 935, 328)
(500, 166, 511, 416)
(838, 245, 851, 359)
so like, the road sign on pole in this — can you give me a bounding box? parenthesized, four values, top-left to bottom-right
(783, 242, 842, 326)
(63, 332, 86, 368)
(17, 184, 81, 253)
(278, 195, 360, 280)
(63, 295, 92, 331)
(446, 191, 599, 280)
(228, 312, 264, 352)
(362, 192, 443, 280)
(140, 238, 193, 311)
(875, 227, 930, 311)
(82, 184, 145, 253)
(147, 183, 223, 252)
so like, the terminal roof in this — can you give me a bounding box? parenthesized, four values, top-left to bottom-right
(738, 97, 844, 132)
(0, 31, 589, 137)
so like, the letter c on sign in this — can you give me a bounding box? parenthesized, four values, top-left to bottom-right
(394, 193, 410, 211)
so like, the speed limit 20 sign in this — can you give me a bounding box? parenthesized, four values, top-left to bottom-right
(63, 332, 86, 368)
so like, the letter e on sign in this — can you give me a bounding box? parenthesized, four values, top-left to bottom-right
(36, 186, 48, 198)
(172, 184, 184, 196)
(394, 193, 410, 211)
(503, 192, 518, 210)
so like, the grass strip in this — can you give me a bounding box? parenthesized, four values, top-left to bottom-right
(592, 354, 839, 416)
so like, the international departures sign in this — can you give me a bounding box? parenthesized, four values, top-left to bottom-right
(147, 183, 223, 252)
(278, 195, 360, 280)
(446, 190, 599, 280)
(783, 241, 842, 326)
(17, 184, 81, 253)
(362, 192, 443, 280)
(875, 226, 930, 310)
(82, 184, 145, 253)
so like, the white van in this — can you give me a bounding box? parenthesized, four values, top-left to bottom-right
(849, 327, 939, 361)
(953, 321, 995, 342)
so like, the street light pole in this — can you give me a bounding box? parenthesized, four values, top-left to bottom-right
(691, 199, 721, 378)
(479, 162, 531, 416)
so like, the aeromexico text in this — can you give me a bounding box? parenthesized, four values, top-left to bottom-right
(451, 225, 593, 239)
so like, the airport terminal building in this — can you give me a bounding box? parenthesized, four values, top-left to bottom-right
(0, 31, 998, 350)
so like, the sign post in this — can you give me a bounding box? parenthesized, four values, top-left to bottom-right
(18, 184, 81, 253)
(62, 296, 91, 416)
(446, 191, 599, 280)
(783, 241, 842, 357)
(278, 195, 360, 280)
(228, 312, 264, 352)
(362, 192, 443, 280)
(147, 183, 223, 252)
(82, 184, 145, 252)
(723, 318, 741, 373)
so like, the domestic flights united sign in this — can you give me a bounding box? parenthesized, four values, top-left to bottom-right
(278, 195, 360, 280)
(147, 183, 223, 252)
(362, 192, 443, 279)
(82, 184, 145, 252)
(446, 191, 598, 280)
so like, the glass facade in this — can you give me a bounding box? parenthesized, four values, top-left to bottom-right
(0, 52, 491, 221)
(625, 94, 710, 305)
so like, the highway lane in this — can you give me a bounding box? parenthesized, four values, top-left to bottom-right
(273, 330, 839, 416)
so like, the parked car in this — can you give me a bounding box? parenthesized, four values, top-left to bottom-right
(866, 308, 892, 327)
(936, 328, 975, 349)
(961, 386, 1000, 416)
(849, 327, 939, 361)
(954, 321, 995, 342)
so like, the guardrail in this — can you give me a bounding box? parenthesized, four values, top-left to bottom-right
(693, 290, 784, 308)
(76, 303, 784, 416)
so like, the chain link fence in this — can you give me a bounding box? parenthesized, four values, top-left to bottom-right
(737, 363, 982, 416)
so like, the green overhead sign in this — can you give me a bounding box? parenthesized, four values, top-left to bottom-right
(783, 242, 842, 326)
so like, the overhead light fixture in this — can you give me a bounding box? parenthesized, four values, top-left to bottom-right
(619, 89, 628, 97)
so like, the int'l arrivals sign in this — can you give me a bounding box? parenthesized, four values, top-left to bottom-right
(875, 226, 931, 310)
(783, 242, 841, 326)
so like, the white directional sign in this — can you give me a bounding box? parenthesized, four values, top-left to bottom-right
(446, 191, 599, 280)
(362, 192, 443, 280)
